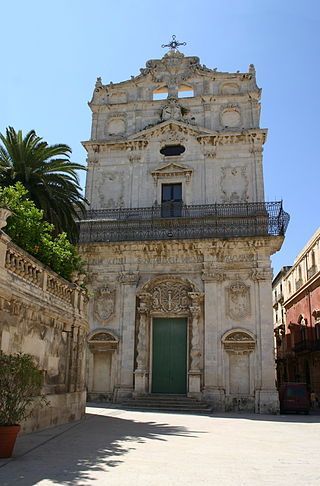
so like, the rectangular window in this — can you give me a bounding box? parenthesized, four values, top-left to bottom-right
(161, 183, 182, 217)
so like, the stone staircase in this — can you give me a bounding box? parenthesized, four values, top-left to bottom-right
(121, 394, 213, 414)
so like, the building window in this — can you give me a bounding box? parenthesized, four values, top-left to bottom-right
(153, 86, 168, 100)
(178, 83, 194, 98)
(160, 145, 185, 157)
(161, 183, 182, 217)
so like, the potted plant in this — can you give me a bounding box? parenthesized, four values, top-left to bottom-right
(0, 351, 48, 457)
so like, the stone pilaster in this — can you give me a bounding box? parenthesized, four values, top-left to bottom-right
(202, 270, 226, 409)
(116, 271, 139, 400)
(251, 267, 279, 413)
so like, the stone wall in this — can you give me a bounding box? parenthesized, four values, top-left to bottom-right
(0, 231, 89, 433)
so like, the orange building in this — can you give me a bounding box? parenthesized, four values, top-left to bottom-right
(274, 229, 320, 394)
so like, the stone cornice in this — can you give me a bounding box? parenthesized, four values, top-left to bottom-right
(82, 127, 268, 152)
(79, 235, 284, 256)
(198, 129, 267, 146)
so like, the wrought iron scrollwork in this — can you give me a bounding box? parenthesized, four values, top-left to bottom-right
(78, 202, 290, 244)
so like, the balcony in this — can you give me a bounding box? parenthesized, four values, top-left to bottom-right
(273, 291, 284, 307)
(294, 339, 320, 353)
(307, 265, 317, 280)
(79, 201, 289, 244)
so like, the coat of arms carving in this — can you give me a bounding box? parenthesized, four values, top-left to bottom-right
(226, 282, 250, 320)
(151, 281, 190, 314)
(94, 286, 116, 322)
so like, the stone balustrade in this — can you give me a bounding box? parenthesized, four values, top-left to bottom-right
(5, 246, 43, 286)
(3, 239, 87, 315)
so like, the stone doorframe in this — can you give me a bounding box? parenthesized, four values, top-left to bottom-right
(134, 276, 204, 397)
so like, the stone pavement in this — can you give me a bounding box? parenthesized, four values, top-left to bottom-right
(0, 405, 320, 485)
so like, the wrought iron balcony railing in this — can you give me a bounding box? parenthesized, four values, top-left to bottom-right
(294, 339, 320, 353)
(78, 201, 289, 244)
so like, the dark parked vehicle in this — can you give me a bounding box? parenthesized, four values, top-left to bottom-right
(279, 383, 311, 414)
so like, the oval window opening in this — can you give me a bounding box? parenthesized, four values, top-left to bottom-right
(160, 145, 185, 157)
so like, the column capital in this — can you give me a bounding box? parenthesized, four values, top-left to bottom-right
(118, 271, 140, 285)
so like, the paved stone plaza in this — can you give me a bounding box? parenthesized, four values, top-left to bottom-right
(0, 406, 319, 485)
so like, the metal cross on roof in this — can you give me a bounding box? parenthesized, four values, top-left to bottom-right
(161, 35, 186, 51)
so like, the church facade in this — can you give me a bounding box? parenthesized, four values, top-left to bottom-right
(79, 43, 289, 413)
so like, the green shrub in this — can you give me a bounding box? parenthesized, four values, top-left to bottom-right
(0, 182, 85, 280)
(0, 351, 48, 425)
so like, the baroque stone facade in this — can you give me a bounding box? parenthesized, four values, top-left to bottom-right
(79, 47, 288, 412)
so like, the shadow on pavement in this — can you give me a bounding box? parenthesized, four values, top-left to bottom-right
(0, 411, 201, 486)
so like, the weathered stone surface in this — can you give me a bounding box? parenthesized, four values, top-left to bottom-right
(0, 234, 89, 433)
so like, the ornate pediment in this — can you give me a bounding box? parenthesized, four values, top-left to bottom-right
(128, 120, 211, 142)
(131, 50, 218, 86)
(151, 162, 193, 182)
(221, 328, 256, 354)
(88, 328, 119, 352)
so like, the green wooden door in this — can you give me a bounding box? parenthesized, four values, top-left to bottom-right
(152, 317, 187, 394)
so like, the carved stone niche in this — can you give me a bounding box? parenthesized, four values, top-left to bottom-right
(88, 329, 119, 353)
(222, 328, 256, 355)
(225, 281, 251, 320)
(94, 285, 116, 323)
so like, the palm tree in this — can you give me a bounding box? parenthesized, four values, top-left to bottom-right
(0, 127, 87, 243)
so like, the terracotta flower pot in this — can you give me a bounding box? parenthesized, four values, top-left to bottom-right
(0, 425, 21, 458)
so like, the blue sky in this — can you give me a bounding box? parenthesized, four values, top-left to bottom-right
(1, 0, 319, 274)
